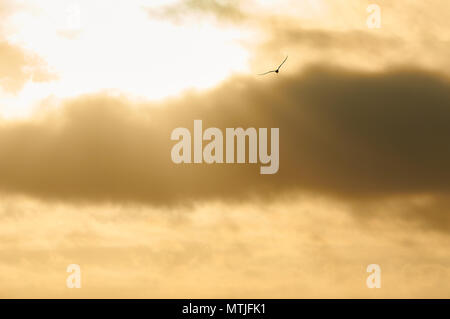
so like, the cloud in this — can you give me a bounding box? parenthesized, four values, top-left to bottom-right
(0, 65, 449, 211)
(238, 1, 450, 75)
(0, 0, 450, 298)
(0, 1, 57, 93)
(353, 195, 450, 233)
(258, 21, 404, 55)
(1, 197, 450, 298)
(250, 16, 450, 76)
(147, 0, 245, 24)
(0, 41, 57, 93)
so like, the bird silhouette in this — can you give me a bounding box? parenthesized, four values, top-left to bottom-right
(258, 56, 288, 75)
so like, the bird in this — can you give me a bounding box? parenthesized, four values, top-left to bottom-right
(258, 56, 288, 75)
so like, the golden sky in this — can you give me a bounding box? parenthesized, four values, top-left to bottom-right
(0, 0, 450, 298)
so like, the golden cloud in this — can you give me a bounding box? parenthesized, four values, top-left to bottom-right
(0, 65, 449, 211)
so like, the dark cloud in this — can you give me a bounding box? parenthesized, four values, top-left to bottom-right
(0, 65, 449, 209)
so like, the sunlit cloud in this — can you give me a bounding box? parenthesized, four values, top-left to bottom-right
(1, 0, 251, 118)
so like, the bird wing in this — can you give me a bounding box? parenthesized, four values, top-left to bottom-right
(277, 55, 288, 70)
(258, 70, 276, 76)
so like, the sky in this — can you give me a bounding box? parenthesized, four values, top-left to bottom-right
(0, 0, 450, 298)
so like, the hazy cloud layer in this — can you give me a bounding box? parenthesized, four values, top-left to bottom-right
(147, 1, 450, 77)
(1, 197, 449, 298)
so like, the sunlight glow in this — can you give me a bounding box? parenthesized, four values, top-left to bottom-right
(2, 0, 251, 118)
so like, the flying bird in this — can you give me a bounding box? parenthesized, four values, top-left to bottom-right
(258, 56, 288, 75)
